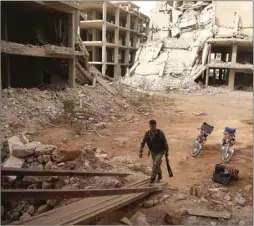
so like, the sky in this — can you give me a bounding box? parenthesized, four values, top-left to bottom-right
(132, 1, 156, 17)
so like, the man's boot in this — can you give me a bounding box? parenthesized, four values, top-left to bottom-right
(156, 173, 162, 183)
(149, 178, 155, 186)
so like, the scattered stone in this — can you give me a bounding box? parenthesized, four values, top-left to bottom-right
(159, 194, 170, 203)
(3, 156, 25, 182)
(20, 212, 30, 221)
(234, 193, 246, 206)
(42, 181, 52, 189)
(23, 176, 41, 185)
(10, 210, 20, 221)
(37, 156, 43, 164)
(175, 194, 188, 201)
(20, 133, 29, 144)
(46, 199, 58, 207)
(51, 146, 82, 163)
(224, 194, 231, 201)
(143, 200, 155, 208)
(12, 141, 41, 158)
(8, 136, 24, 154)
(51, 165, 58, 169)
(42, 155, 51, 163)
(57, 162, 65, 166)
(37, 204, 49, 214)
(27, 205, 35, 216)
(130, 212, 149, 225)
(35, 145, 57, 156)
(94, 122, 106, 129)
(210, 221, 217, 225)
(45, 161, 53, 169)
(164, 204, 186, 225)
(37, 164, 44, 170)
(244, 184, 252, 192)
(120, 217, 133, 225)
(239, 220, 245, 225)
(26, 157, 34, 163)
(28, 184, 39, 189)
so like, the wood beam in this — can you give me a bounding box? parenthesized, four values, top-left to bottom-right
(1, 167, 131, 177)
(2, 187, 159, 201)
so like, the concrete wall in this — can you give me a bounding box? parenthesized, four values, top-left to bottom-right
(214, 1, 253, 35)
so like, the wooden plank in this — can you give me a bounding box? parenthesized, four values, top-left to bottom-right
(187, 209, 231, 220)
(1, 41, 83, 59)
(1, 167, 131, 177)
(193, 65, 207, 81)
(76, 62, 93, 82)
(202, 43, 210, 65)
(18, 179, 151, 225)
(94, 74, 116, 95)
(2, 187, 159, 202)
(153, 43, 163, 59)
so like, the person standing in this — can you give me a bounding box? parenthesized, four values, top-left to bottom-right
(139, 120, 169, 185)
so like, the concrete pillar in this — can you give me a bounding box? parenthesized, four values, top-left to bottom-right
(205, 68, 209, 87)
(92, 10, 97, 20)
(68, 12, 76, 88)
(228, 69, 235, 90)
(114, 8, 120, 78)
(102, 2, 107, 75)
(231, 44, 238, 64)
(125, 13, 130, 65)
(92, 29, 97, 41)
(92, 47, 96, 61)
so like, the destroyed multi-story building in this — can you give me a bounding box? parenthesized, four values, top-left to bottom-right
(0, 1, 85, 91)
(123, 1, 253, 91)
(79, 1, 150, 78)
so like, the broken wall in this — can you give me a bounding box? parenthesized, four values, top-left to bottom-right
(214, 1, 253, 37)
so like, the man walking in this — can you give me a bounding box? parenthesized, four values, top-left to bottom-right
(139, 120, 169, 185)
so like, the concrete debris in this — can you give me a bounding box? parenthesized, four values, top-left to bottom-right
(120, 217, 133, 225)
(12, 141, 41, 158)
(1, 85, 130, 140)
(234, 193, 246, 206)
(2, 156, 25, 182)
(36, 204, 50, 215)
(130, 212, 149, 225)
(123, 1, 252, 92)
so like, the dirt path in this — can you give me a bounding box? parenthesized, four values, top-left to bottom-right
(35, 91, 253, 195)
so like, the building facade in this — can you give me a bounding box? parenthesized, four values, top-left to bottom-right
(79, 1, 150, 78)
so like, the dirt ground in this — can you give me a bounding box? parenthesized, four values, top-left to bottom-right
(34, 90, 253, 224)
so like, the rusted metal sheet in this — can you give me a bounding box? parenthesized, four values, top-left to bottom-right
(2, 187, 159, 202)
(1, 167, 131, 177)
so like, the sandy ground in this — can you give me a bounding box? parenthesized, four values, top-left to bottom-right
(34, 90, 253, 224)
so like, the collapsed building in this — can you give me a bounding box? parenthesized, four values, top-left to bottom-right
(0, 1, 89, 92)
(79, 1, 150, 78)
(122, 1, 253, 91)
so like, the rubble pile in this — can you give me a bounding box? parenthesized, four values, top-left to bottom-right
(122, 1, 252, 92)
(0, 84, 130, 140)
(122, 1, 214, 91)
(0, 134, 135, 224)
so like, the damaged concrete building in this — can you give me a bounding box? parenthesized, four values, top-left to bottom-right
(122, 1, 253, 91)
(0, 1, 92, 95)
(79, 1, 150, 78)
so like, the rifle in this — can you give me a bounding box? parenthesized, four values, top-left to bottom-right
(165, 157, 173, 178)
